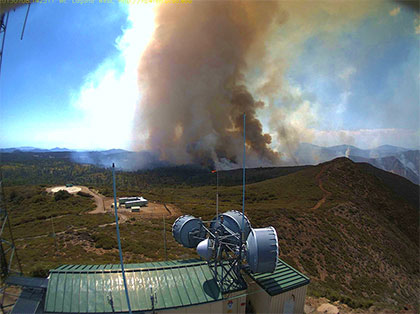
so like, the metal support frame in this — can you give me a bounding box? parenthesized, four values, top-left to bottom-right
(0, 6, 34, 313)
(208, 256, 245, 294)
(0, 170, 23, 313)
(199, 219, 246, 294)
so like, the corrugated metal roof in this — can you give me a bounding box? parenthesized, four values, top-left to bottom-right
(44, 259, 246, 313)
(246, 259, 310, 296)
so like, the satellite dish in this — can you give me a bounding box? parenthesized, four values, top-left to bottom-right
(172, 115, 279, 291)
(209, 210, 252, 243)
(196, 238, 213, 260)
(172, 215, 205, 248)
(246, 227, 278, 273)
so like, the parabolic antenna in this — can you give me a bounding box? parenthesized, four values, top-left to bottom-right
(172, 115, 280, 292)
(209, 210, 252, 243)
(246, 227, 279, 273)
(196, 238, 214, 260)
(172, 215, 205, 248)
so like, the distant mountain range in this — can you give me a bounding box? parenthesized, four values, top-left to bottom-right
(2, 154, 418, 308)
(1, 144, 419, 184)
(0, 147, 125, 153)
(295, 143, 420, 184)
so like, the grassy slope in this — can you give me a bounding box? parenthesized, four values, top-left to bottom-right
(2, 157, 418, 310)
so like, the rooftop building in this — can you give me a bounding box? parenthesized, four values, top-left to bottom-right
(10, 258, 309, 313)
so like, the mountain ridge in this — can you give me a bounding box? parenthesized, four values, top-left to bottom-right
(2, 155, 418, 310)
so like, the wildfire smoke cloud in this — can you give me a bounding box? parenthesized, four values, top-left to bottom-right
(133, 0, 378, 168)
(134, 1, 285, 168)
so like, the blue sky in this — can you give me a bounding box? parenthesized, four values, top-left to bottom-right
(287, 6, 419, 131)
(0, 1, 419, 150)
(0, 3, 141, 149)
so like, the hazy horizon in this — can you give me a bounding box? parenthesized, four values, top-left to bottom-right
(2, 142, 419, 152)
(1, 1, 419, 164)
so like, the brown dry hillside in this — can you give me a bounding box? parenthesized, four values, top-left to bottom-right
(237, 157, 419, 309)
(3, 157, 418, 311)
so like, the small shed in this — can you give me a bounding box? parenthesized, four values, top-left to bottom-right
(118, 197, 139, 205)
(131, 206, 140, 212)
(125, 197, 148, 208)
(244, 259, 310, 314)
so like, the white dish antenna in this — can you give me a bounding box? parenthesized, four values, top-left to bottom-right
(246, 227, 278, 273)
(172, 215, 205, 248)
(171, 212, 278, 275)
(172, 114, 279, 292)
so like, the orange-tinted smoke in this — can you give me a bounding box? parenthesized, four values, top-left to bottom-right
(134, 1, 284, 168)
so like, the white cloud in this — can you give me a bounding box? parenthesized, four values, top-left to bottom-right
(65, 4, 156, 150)
(311, 128, 419, 149)
(339, 66, 356, 83)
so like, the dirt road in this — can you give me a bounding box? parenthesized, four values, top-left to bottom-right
(47, 186, 181, 220)
(311, 165, 332, 210)
(81, 187, 106, 214)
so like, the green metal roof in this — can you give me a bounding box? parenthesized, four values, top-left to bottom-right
(44, 259, 246, 313)
(246, 259, 310, 296)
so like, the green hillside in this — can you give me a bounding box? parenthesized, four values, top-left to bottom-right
(1, 151, 309, 187)
(1, 157, 418, 311)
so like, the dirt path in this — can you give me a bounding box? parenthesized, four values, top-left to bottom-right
(81, 187, 106, 214)
(46, 185, 106, 214)
(98, 214, 127, 228)
(47, 185, 181, 226)
(311, 165, 332, 210)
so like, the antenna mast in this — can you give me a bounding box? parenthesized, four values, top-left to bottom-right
(0, 170, 22, 312)
(112, 164, 132, 314)
(172, 114, 279, 295)
(242, 113, 246, 244)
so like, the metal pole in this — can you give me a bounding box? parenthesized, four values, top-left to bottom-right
(0, 12, 9, 80)
(51, 216, 58, 251)
(20, 4, 31, 40)
(112, 164, 132, 314)
(0, 173, 22, 275)
(150, 285, 155, 314)
(163, 215, 167, 261)
(241, 113, 246, 244)
(216, 171, 219, 220)
(0, 243, 8, 279)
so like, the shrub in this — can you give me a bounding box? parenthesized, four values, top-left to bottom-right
(29, 265, 50, 278)
(54, 190, 71, 201)
(77, 191, 93, 198)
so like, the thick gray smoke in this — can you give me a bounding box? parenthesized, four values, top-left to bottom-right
(133, 0, 384, 169)
(133, 1, 284, 168)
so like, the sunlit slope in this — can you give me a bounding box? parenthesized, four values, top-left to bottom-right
(171, 157, 418, 308)
(246, 158, 419, 308)
(3, 157, 418, 309)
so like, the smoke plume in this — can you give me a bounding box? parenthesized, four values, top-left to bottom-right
(133, 1, 284, 168)
(133, 1, 381, 168)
